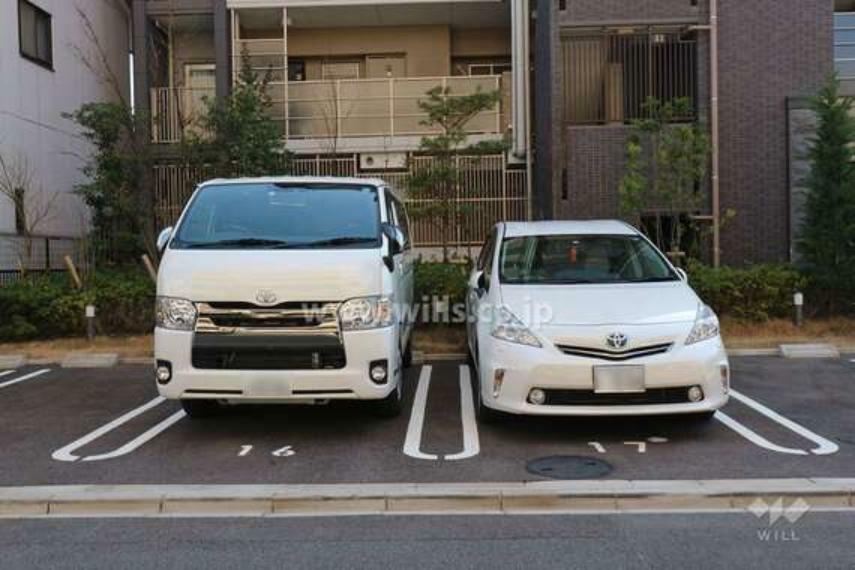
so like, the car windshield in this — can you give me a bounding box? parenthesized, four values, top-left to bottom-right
(170, 183, 381, 250)
(499, 234, 678, 284)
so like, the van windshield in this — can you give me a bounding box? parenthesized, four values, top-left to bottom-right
(499, 234, 678, 284)
(171, 183, 381, 250)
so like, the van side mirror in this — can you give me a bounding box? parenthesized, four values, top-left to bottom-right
(675, 268, 688, 281)
(381, 223, 405, 256)
(157, 227, 173, 253)
(475, 271, 488, 296)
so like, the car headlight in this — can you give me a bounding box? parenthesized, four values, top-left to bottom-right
(685, 304, 720, 345)
(339, 296, 394, 331)
(491, 306, 542, 348)
(155, 296, 197, 331)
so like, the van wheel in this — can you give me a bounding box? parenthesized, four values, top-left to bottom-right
(401, 337, 413, 368)
(181, 399, 220, 418)
(370, 380, 403, 418)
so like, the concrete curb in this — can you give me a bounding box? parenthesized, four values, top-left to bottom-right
(0, 479, 853, 518)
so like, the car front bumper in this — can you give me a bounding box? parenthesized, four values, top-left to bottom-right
(154, 327, 400, 402)
(478, 336, 729, 416)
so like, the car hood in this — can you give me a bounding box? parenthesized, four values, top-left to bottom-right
(500, 282, 700, 327)
(158, 249, 383, 302)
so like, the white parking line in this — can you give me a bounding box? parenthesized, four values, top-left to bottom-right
(444, 365, 480, 461)
(0, 370, 16, 378)
(403, 365, 438, 460)
(0, 369, 50, 390)
(81, 410, 186, 462)
(714, 389, 839, 456)
(52, 397, 179, 462)
(729, 389, 839, 456)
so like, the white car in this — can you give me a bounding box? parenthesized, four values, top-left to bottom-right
(466, 220, 729, 422)
(154, 177, 414, 418)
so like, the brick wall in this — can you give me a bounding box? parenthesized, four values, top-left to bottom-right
(546, 0, 832, 265)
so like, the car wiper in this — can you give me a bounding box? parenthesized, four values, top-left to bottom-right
(625, 277, 679, 283)
(273, 237, 377, 249)
(184, 238, 291, 249)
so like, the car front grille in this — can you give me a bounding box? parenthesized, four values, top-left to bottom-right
(555, 342, 673, 362)
(543, 387, 693, 406)
(191, 334, 346, 370)
(191, 301, 345, 370)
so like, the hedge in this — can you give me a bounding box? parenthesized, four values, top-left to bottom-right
(414, 262, 470, 307)
(686, 261, 806, 321)
(0, 270, 154, 341)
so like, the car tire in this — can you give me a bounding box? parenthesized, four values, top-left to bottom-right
(401, 336, 413, 368)
(181, 399, 220, 418)
(688, 411, 716, 422)
(370, 376, 403, 418)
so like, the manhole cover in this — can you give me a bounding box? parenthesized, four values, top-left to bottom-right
(526, 455, 612, 480)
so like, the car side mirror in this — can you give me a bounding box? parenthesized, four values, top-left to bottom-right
(476, 271, 487, 294)
(382, 223, 405, 256)
(156, 227, 173, 253)
(675, 268, 688, 281)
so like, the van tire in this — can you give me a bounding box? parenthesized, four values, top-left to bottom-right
(688, 411, 716, 423)
(181, 399, 220, 418)
(370, 381, 403, 417)
(401, 337, 413, 368)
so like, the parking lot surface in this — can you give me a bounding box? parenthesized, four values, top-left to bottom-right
(0, 356, 853, 485)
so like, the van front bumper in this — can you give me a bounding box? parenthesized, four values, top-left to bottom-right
(154, 327, 400, 401)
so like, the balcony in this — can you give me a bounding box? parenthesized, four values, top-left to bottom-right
(149, 74, 508, 145)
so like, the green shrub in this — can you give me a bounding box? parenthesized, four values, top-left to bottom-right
(0, 269, 154, 341)
(686, 261, 807, 321)
(414, 262, 470, 307)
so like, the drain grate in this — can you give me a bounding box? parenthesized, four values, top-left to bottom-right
(526, 455, 612, 480)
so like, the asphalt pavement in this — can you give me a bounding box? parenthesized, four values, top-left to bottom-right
(0, 356, 853, 485)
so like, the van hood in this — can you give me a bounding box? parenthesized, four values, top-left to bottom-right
(158, 249, 383, 303)
(500, 282, 700, 327)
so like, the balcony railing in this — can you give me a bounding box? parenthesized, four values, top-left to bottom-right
(150, 75, 506, 144)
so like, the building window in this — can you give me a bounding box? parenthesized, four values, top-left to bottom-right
(18, 0, 53, 70)
(835, 12, 855, 79)
(561, 28, 697, 125)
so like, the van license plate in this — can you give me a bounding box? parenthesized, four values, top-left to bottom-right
(593, 366, 645, 394)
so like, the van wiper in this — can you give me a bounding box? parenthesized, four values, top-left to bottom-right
(185, 238, 291, 249)
(273, 237, 376, 249)
(625, 277, 679, 283)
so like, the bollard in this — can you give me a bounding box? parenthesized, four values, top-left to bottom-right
(85, 305, 96, 341)
(793, 292, 804, 328)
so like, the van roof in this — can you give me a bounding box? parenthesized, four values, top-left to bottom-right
(198, 176, 390, 189)
(502, 220, 639, 237)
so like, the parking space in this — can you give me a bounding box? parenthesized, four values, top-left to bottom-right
(0, 356, 853, 486)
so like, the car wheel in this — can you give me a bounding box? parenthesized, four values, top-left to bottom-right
(370, 373, 403, 418)
(401, 336, 413, 368)
(181, 399, 220, 419)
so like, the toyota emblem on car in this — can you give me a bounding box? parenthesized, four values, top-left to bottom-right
(605, 332, 629, 350)
(255, 289, 278, 306)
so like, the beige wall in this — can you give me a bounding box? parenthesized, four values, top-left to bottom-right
(172, 32, 216, 87)
(451, 28, 511, 57)
(288, 25, 451, 77)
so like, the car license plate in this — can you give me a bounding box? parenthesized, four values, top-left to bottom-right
(593, 365, 645, 394)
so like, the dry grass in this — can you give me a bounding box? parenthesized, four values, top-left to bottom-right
(1, 318, 853, 359)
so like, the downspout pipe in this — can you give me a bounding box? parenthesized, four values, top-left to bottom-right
(511, 0, 528, 157)
(710, 0, 721, 267)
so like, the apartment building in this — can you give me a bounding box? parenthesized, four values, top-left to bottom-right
(136, 0, 532, 246)
(0, 0, 131, 273)
(534, 0, 833, 266)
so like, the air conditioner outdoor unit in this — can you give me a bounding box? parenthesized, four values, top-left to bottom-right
(359, 152, 407, 170)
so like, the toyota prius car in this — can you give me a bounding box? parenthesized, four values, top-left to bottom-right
(466, 220, 729, 422)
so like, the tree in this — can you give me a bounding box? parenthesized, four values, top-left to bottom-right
(186, 53, 290, 178)
(0, 149, 60, 274)
(797, 76, 855, 311)
(66, 5, 155, 264)
(406, 86, 502, 262)
(618, 98, 711, 257)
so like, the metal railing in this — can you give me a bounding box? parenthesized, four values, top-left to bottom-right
(153, 154, 528, 247)
(150, 75, 505, 144)
(150, 87, 215, 144)
(0, 233, 84, 285)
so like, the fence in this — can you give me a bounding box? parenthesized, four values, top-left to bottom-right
(153, 154, 528, 247)
(0, 233, 84, 285)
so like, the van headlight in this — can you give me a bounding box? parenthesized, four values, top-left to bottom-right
(339, 296, 394, 331)
(685, 304, 720, 345)
(155, 296, 197, 331)
(491, 307, 542, 348)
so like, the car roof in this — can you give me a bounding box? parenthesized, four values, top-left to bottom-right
(501, 220, 639, 237)
(198, 176, 394, 192)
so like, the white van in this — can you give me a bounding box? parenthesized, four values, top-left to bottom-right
(153, 177, 414, 418)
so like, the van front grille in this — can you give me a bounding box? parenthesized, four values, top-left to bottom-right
(191, 334, 346, 370)
(194, 302, 340, 335)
